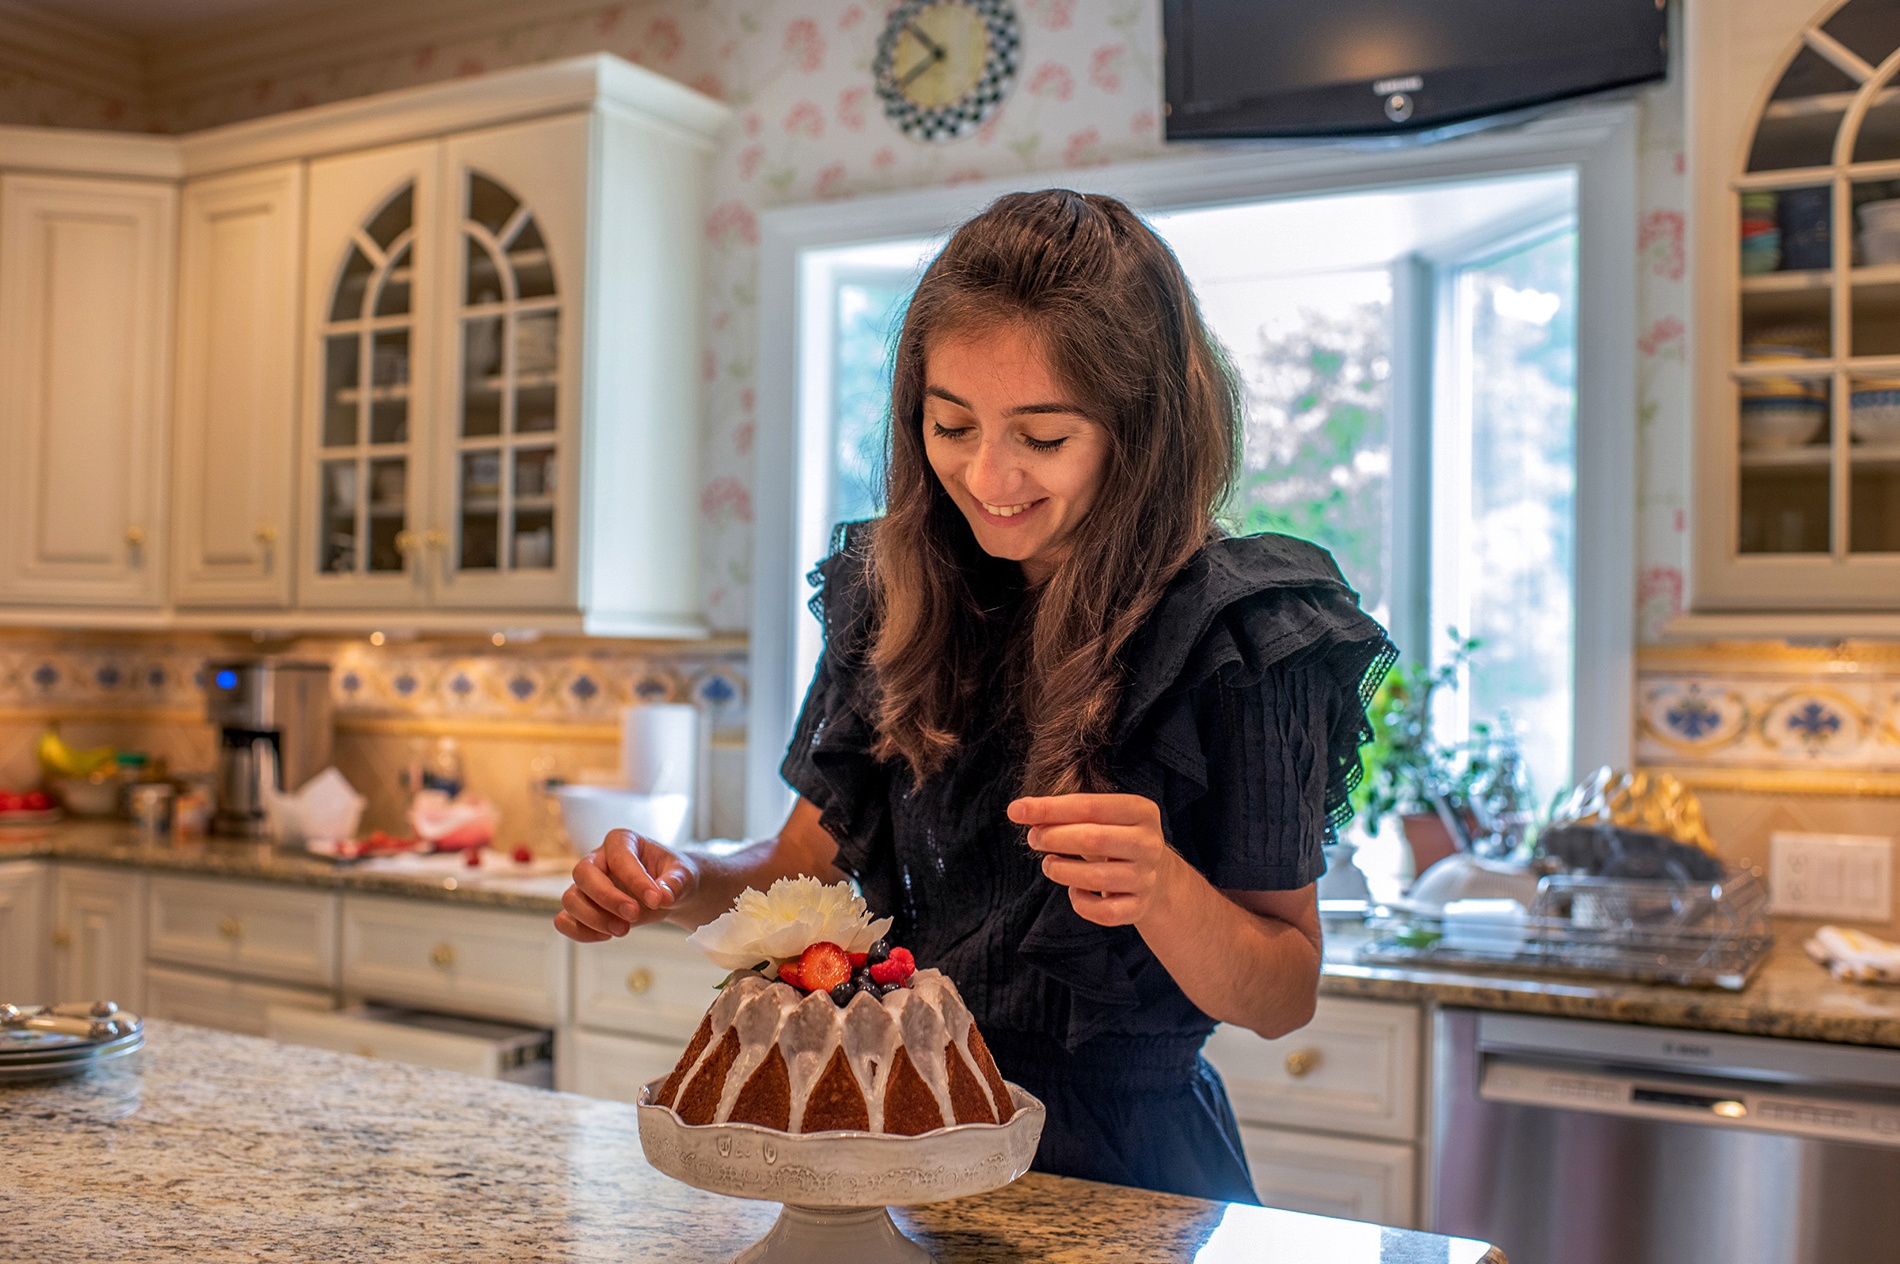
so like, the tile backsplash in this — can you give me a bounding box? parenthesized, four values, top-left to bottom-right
(1635, 641, 1900, 793)
(0, 629, 750, 849)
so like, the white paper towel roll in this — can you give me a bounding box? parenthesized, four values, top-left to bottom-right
(621, 703, 698, 798)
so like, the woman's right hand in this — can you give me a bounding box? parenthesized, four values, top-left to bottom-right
(555, 829, 701, 942)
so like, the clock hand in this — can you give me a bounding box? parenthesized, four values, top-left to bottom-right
(903, 20, 946, 60)
(896, 46, 944, 90)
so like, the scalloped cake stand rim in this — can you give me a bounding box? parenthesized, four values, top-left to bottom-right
(636, 1076, 1046, 1205)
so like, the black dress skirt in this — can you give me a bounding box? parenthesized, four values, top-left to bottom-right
(780, 521, 1395, 1204)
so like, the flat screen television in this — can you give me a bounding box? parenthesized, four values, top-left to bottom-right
(1163, 0, 1669, 140)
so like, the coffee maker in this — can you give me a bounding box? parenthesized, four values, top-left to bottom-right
(206, 659, 333, 837)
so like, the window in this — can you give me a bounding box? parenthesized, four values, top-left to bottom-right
(750, 109, 1636, 838)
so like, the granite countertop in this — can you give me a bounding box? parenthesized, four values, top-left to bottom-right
(1318, 927, 1900, 1050)
(1, 1021, 1504, 1263)
(0, 820, 575, 912)
(10, 821, 1900, 1050)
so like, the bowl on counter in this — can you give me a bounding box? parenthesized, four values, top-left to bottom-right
(1739, 395, 1828, 449)
(1850, 388, 1900, 444)
(552, 785, 691, 854)
(48, 772, 125, 818)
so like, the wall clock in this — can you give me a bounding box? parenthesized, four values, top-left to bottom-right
(873, 0, 1021, 143)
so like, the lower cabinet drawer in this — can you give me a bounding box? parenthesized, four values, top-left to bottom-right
(564, 1026, 684, 1104)
(147, 875, 338, 987)
(145, 963, 334, 1037)
(267, 1003, 552, 1086)
(572, 924, 730, 1041)
(1204, 995, 1421, 1141)
(339, 896, 569, 1027)
(1240, 1124, 1416, 1228)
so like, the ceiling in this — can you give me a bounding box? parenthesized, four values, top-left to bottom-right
(21, 0, 319, 38)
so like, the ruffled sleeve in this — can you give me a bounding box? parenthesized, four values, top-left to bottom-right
(1107, 534, 1396, 892)
(777, 522, 894, 887)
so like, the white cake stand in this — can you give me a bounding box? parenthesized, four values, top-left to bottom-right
(637, 1076, 1046, 1264)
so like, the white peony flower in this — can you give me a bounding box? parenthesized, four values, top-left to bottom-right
(686, 876, 894, 971)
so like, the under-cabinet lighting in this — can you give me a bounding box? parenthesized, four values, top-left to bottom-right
(369, 631, 385, 646)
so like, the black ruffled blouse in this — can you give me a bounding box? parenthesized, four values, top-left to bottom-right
(780, 521, 1396, 1055)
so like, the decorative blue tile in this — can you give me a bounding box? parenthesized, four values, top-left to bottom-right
(569, 674, 600, 702)
(31, 664, 57, 689)
(507, 674, 537, 701)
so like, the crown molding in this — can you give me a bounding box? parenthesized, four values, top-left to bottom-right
(144, 0, 627, 111)
(0, 0, 144, 102)
(178, 53, 727, 178)
(0, 123, 180, 177)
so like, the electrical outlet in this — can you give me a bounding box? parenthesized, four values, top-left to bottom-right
(1768, 832, 1895, 922)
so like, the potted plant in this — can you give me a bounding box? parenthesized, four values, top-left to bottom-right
(1354, 633, 1536, 878)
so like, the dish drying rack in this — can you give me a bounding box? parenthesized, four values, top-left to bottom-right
(1357, 869, 1774, 990)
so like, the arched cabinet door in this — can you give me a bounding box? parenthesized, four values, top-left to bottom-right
(299, 141, 440, 610)
(428, 115, 587, 611)
(1691, 0, 1900, 615)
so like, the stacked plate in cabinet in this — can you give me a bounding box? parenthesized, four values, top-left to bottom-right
(0, 1002, 143, 1082)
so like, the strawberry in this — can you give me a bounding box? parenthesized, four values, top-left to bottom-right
(869, 946, 915, 986)
(776, 961, 805, 991)
(797, 941, 852, 993)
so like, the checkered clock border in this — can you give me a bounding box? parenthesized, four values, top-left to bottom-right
(873, 0, 1021, 143)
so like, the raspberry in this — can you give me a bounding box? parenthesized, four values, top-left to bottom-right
(869, 946, 914, 986)
(798, 941, 852, 993)
(847, 952, 868, 969)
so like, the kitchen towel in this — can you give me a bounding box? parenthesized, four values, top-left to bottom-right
(1806, 925, 1900, 984)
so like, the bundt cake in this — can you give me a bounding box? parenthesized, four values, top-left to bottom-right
(652, 968, 1014, 1134)
(653, 876, 1016, 1134)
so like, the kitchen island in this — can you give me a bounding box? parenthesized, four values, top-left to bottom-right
(0, 1021, 1504, 1262)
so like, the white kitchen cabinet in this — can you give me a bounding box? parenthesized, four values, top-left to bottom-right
(0, 174, 175, 609)
(339, 894, 569, 1027)
(1205, 995, 1421, 1142)
(146, 875, 338, 987)
(145, 962, 334, 1036)
(572, 923, 729, 1043)
(50, 866, 146, 1010)
(171, 163, 304, 608)
(0, 861, 49, 1004)
(1239, 1124, 1417, 1227)
(1685, 0, 1900, 624)
(561, 1025, 682, 1102)
(293, 68, 724, 633)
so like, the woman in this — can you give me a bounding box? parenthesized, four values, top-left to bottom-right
(557, 189, 1395, 1203)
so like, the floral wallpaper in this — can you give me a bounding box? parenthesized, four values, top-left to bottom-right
(2, 0, 1691, 644)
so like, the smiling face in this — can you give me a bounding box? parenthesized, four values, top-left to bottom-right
(921, 323, 1112, 585)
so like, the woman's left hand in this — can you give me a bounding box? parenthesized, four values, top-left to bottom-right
(1010, 793, 1189, 927)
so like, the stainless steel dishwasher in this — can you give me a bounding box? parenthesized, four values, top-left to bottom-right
(1430, 1009, 1900, 1264)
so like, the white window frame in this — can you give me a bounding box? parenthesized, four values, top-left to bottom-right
(748, 103, 1638, 838)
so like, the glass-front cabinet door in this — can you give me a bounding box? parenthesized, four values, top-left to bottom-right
(300, 141, 438, 609)
(1694, 0, 1900, 613)
(297, 117, 585, 612)
(430, 115, 585, 610)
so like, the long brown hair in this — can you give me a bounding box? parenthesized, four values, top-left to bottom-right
(868, 189, 1240, 796)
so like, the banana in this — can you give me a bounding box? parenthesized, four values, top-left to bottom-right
(36, 730, 116, 778)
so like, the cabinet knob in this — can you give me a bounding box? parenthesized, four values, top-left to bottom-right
(424, 529, 448, 549)
(626, 967, 655, 995)
(254, 524, 278, 545)
(1284, 1048, 1322, 1078)
(429, 942, 456, 969)
(395, 530, 421, 554)
(353, 1045, 377, 1059)
(125, 526, 146, 548)
(219, 916, 243, 941)
(51, 928, 71, 950)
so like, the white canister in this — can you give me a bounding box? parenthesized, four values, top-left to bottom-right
(621, 703, 698, 798)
